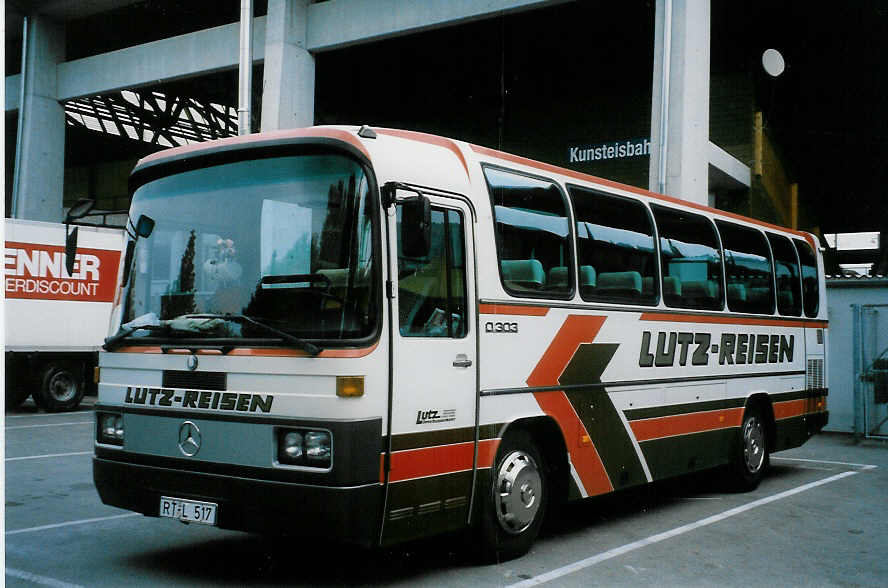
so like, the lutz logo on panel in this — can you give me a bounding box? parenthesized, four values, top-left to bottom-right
(638, 331, 795, 368)
(4, 241, 120, 302)
(416, 408, 456, 425)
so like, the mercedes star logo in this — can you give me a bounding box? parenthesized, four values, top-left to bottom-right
(177, 421, 202, 457)
(186, 354, 198, 371)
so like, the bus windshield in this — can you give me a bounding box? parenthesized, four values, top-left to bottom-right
(119, 153, 378, 345)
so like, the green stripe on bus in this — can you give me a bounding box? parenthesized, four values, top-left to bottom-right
(560, 343, 648, 490)
(639, 428, 736, 480)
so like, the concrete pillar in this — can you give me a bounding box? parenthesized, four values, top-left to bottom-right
(648, 0, 710, 205)
(13, 15, 66, 221)
(261, 0, 315, 130)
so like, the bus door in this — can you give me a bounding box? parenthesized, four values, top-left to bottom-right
(382, 194, 477, 545)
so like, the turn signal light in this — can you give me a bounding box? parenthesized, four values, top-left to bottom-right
(337, 376, 364, 397)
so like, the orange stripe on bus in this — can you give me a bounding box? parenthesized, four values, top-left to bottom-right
(526, 315, 613, 496)
(639, 313, 828, 329)
(630, 407, 744, 442)
(477, 438, 500, 469)
(388, 439, 500, 483)
(773, 398, 808, 420)
(478, 303, 550, 316)
(470, 143, 816, 245)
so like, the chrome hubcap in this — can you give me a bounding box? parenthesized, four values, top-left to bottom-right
(48, 371, 77, 403)
(743, 416, 766, 474)
(494, 450, 542, 535)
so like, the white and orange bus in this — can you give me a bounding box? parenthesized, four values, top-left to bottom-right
(93, 125, 827, 560)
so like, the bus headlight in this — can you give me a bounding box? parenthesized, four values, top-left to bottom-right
(98, 413, 124, 446)
(277, 428, 332, 469)
(304, 431, 331, 462)
(282, 431, 303, 460)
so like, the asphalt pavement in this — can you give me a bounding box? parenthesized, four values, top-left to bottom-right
(5, 398, 887, 587)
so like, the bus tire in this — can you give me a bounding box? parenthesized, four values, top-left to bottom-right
(34, 361, 84, 412)
(478, 430, 548, 562)
(728, 405, 769, 491)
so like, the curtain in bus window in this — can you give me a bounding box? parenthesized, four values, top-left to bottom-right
(793, 238, 820, 317)
(767, 233, 802, 316)
(397, 207, 467, 337)
(716, 220, 774, 315)
(261, 200, 312, 281)
(483, 167, 572, 297)
(569, 186, 658, 305)
(652, 205, 724, 311)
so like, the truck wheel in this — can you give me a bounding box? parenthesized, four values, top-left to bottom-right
(35, 362, 84, 412)
(727, 405, 769, 491)
(478, 430, 548, 562)
(5, 387, 31, 410)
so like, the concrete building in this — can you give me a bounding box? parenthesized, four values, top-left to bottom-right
(6, 0, 808, 224)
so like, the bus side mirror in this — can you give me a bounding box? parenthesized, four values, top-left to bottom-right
(400, 196, 431, 258)
(64, 226, 79, 276)
(64, 199, 96, 275)
(65, 198, 95, 222)
(136, 214, 155, 238)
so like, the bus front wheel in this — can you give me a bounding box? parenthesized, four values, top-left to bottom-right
(478, 430, 548, 562)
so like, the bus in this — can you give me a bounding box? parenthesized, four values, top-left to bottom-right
(93, 125, 828, 560)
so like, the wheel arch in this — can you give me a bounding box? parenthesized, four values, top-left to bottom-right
(744, 393, 776, 453)
(498, 416, 569, 506)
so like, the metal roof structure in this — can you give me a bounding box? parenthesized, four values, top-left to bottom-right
(64, 90, 238, 147)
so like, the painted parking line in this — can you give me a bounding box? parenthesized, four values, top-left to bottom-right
(5, 567, 85, 588)
(509, 466, 875, 587)
(5, 513, 141, 536)
(5, 421, 93, 430)
(5, 408, 94, 419)
(6, 451, 93, 462)
(771, 456, 880, 470)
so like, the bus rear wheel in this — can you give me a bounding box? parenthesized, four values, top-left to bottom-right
(728, 406, 769, 491)
(478, 430, 548, 562)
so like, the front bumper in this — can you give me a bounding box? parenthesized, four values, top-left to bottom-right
(94, 456, 383, 547)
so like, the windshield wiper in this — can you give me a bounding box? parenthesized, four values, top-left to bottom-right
(104, 314, 323, 356)
(182, 313, 322, 356)
(103, 323, 170, 350)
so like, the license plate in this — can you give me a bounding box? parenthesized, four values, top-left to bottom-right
(159, 496, 218, 525)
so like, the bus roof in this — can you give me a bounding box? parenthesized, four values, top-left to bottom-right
(132, 125, 817, 246)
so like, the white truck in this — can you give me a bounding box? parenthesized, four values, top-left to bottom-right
(5, 217, 124, 411)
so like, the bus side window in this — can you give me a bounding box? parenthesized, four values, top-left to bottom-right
(483, 167, 572, 298)
(716, 220, 774, 315)
(569, 186, 658, 305)
(793, 238, 820, 317)
(652, 205, 724, 311)
(767, 233, 802, 317)
(397, 207, 467, 337)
